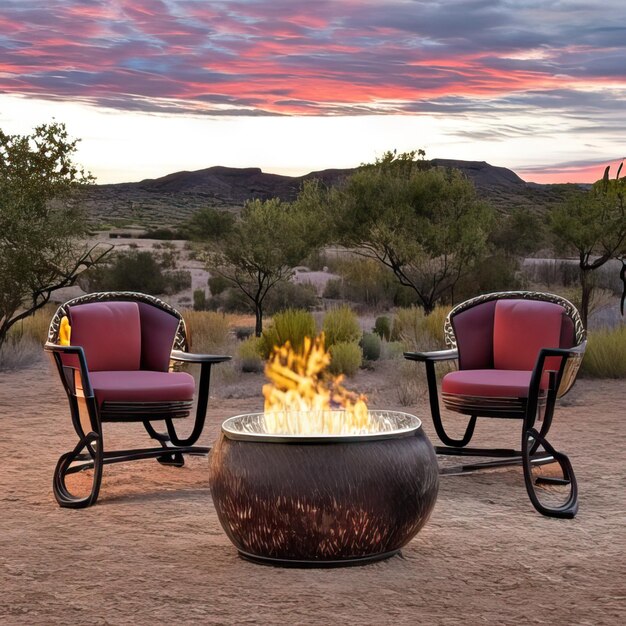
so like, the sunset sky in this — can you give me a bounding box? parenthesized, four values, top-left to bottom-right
(1, 0, 624, 184)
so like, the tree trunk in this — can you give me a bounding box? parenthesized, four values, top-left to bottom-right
(254, 304, 263, 337)
(579, 267, 594, 329)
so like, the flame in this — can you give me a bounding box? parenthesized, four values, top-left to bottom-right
(263, 333, 370, 435)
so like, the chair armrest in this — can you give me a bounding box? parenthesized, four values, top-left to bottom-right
(44, 342, 94, 397)
(170, 350, 231, 364)
(527, 342, 587, 413)
(404, 349, 458, 363)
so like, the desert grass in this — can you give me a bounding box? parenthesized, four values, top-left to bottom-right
(0, 305, 56, 370)
(581, 324, 626, 378)
(181, 309, 232, 352)
(322, 304, 362, 346)
(392, 305, 448, 351)
(236, 336, 264, 373)
(396, 359, 428, 406)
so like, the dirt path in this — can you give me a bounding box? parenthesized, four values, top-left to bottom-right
(1, 358, 624, 625)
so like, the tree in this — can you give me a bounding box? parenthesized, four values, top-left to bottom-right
(184, 206, 236, 241)
(206, 195, 324, 336)
(328, 150, 495, 313)
(0, 122, 111, 350)
(549, 163, 625, 327)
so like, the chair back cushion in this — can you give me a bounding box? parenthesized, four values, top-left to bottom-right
(137, 302, 180, 371)
(68, 301, 142, 371)
(493, 299, 564, 370)
(451, 300, 497, 370)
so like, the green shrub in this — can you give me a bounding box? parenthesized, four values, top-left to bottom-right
(82, 250, 167, 295)
(140, 227, 179, 240)
(328, 341, 362, 376)
(208, 275, 231, 296)
(322, 278, 343, 299)
(234, 326, 255, 340)
(373, 316, 392, 341)
(264, 281, 318, 314)
(182, 310, 231, 352)
(331, 257, 400, 308)
(260, 309, 317, 358)
(164, 270, 191, 294)
(360, 332, 381, 361)
(193, 289, 207, 311)
(581, 325, 626, 378)
(237, 336, 265, 373)
(322, 305, 361, 347)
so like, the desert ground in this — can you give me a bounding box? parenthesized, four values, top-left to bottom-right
(1, 353, 625, 625)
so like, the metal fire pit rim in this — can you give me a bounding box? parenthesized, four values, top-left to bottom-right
(220, 409, 422, 444)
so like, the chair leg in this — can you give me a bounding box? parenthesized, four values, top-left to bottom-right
(53, 431, 103, 509)
(142, 421, 186, 467)
(522, 427, 578, 519)
(425, 360, 477, 447)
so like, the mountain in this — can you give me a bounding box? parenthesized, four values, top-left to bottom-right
(81, 160, 571, 230)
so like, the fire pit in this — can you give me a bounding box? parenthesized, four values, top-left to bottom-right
(209, 409, 438, 566)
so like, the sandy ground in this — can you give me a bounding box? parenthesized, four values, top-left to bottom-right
(1, 356, 625, 625)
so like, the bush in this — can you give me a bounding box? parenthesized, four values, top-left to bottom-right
(0, 305, 56, 370)
(82, 250, 167, 295)
(330, 257, 398, 308)
(581, 325, 626, 378)
(140, 227, 180, 240)
(360, 332, 381, 361)
(328, 341, 362, 376)
(380, 340, 405, 360)
(260, 309, 317, 358)
(322, 305, 361, 347)
(164, 269, 191, 294)
(420, 305, 448, 347)
(454, 252, 522, 300)
(264, 281, 318, 314)
(182, 310, 231, 352)
(373, 316, 392, 341)
(193, 289, 207, 311)
(322, 278, 343, 300)
(391, 306, 447, 350)
(208, 275, 231, 296)
(234, 326, 255, 340)
(237, 336, 265, 373)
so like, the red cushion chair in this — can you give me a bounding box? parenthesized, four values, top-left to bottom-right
(45, 292, 231, 508)
(405, 291, 586, 518)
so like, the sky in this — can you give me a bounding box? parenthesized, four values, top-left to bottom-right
(1, 0, 624, 185)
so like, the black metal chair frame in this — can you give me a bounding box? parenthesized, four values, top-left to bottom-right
(405, 291, 586, 519)
(45, 292, 230, 508)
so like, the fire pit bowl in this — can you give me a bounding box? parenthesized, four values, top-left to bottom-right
(209, 410, 438, 567)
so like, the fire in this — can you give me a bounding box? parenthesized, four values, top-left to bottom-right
(263, 334, 370, 435)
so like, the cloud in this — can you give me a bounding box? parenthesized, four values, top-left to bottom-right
(0, 0, 623, 119)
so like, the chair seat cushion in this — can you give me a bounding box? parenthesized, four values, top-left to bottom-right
(442, 369, 547, 398)
(89, 370, 195, 405)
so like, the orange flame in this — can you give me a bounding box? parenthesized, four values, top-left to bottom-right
(263, 333, 369, 435)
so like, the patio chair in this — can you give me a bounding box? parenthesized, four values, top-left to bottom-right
(404, 291, 586, 518)
(45, 292, 231, 508)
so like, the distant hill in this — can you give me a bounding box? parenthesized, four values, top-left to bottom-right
(81, 160, 573, 230)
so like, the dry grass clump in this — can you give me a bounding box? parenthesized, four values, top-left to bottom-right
(396, 360, 428, 406)
(392, 305, 448, 351)
(581, 324, 626, 378)
(182, 310, 232, 352)
(0, 305, 56, 370)
(236, 336, 264, 373)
